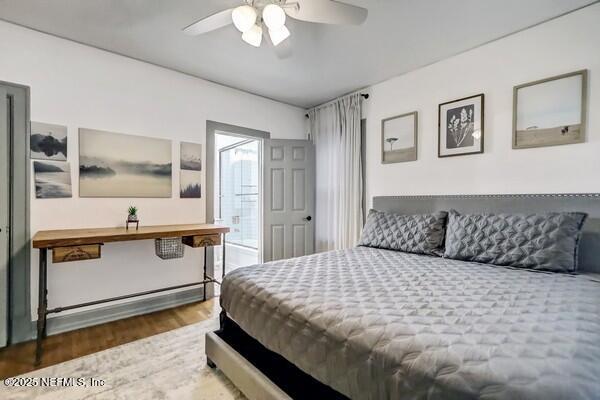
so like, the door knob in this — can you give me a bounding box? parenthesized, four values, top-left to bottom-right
(303, 216, 312, 222)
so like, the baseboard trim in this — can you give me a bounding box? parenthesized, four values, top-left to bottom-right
(40, 287, 206, 337)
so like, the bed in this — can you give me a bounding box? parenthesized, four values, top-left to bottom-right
(208, 194, 600, 400)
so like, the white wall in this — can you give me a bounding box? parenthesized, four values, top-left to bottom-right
(0, 21, 306, 320)
(363, 4, 600, 207)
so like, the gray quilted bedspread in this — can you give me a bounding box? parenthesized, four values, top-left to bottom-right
(220, 247, 600, 400)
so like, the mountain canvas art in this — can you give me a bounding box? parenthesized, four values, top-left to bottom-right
(180, 142, 202, 198)
(30, 122, 68, 161)
(180, 142, 202, 171)
(79, 128, 172, 198)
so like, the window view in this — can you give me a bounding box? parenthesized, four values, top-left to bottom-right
(219, 140, 259, 249)
(214, 133, 260, 276)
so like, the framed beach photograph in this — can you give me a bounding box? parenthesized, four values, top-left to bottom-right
(381, 111, 418, 164)
(30, 122, 68, 161)
(33, 160, 72, 199)
(513, 70, 587, 149)
(438, 94, 484, 157)
(79, 128, 172, 198)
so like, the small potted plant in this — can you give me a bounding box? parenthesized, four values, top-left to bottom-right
(127, 206, 139, 222)
(126, 206, 139, 230)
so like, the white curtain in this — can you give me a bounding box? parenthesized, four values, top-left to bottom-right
(309, 93, 363, 252)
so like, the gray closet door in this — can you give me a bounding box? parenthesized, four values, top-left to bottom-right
(0, 89, 9, 347)
(263, 139, 315, 262)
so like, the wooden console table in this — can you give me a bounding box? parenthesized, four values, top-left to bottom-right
(31, 223, 230, 365)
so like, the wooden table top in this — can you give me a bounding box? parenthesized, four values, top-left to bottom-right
(32, 223, 230, 249)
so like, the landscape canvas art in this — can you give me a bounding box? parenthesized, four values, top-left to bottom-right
(180, 142, 202, 171)
(30, 122, 68, 161)
(513, 70, 586, 149)
(180, 142, 201, 198)
(381, 111, 417, 163)
(33, 161, 72, 199)
(79, 128, 172, 198)
(180, 170, 201, 198)
(438, 94, 484, 157)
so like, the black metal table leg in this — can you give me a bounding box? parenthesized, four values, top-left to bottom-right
(203, 246, 207, 302)
(42, 259, 48, 338)
(222, 233, 226, 279)
(35, 248, 48, 366)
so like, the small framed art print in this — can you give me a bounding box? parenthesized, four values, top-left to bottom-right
(381, 111, 418, 164)
(513, 70, 587, 149)
(438, 93, 484, 157)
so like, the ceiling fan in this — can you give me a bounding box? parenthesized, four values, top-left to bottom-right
(183, 0, 368, 56)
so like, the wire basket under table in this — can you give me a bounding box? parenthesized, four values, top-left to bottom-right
(155, 237, 185, 260)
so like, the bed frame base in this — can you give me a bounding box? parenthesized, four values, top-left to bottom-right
(206, 313, 348, 400)
(205, 331, 291, 400)
(206, 357, 216, 369)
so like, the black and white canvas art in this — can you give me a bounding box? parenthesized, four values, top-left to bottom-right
(180, 142, 201, 198)
(79, 128, 172, 198)
(381, 111, 418, 163)
(438, 94, 484, 157)
(33, 160, 72, 199)
(180, 170, 201, 198)
(30, 122, 68, 161)
(513, 70, 586, 149)
(180, 142, 202, 171)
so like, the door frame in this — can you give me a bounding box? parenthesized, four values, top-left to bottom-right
(205, 121, 269, 298)
(0, 80, 31, 344)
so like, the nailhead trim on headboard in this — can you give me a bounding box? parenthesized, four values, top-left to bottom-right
(379, 193, 600, 200)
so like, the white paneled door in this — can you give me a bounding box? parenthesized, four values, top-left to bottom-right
(0, 89, 9, 348)
(263, 139, 315, 262)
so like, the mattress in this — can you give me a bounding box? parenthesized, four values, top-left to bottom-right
(220, 247, 600, 400)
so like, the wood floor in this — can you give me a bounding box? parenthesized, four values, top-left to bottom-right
(0, 298, 220, 379)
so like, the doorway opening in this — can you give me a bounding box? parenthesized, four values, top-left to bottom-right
(214, 134, 261, 277)
(205, 121, 269, 299)
(206, 121, 316, 297)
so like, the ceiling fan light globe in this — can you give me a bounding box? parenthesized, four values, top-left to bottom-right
(232, 5, 257, 32)
(242, 24, 263, 47)
(262, 4, 286, 30)
(269, 25, 290, 46)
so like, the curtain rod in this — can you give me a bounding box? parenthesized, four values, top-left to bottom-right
(305, 93, 369, 118)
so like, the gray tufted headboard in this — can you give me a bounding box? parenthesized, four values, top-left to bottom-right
(373, 194, 600, 273)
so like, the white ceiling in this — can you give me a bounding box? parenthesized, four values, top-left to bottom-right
(0, 0, 595, 108)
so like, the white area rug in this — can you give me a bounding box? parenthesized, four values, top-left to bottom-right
(1, 319, 246, 400)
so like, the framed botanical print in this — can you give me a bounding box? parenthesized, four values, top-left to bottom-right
(381, 111, 418, 164)
(438, 94, 484, 157)
(513, 70, 587, 149)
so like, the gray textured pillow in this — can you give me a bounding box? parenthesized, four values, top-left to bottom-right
(358, 210, 447, 255)
(444, 210, 587, 272)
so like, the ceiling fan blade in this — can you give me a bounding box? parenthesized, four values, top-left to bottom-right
(285, 0, 367, 25)
(182, 8, 234, 35)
